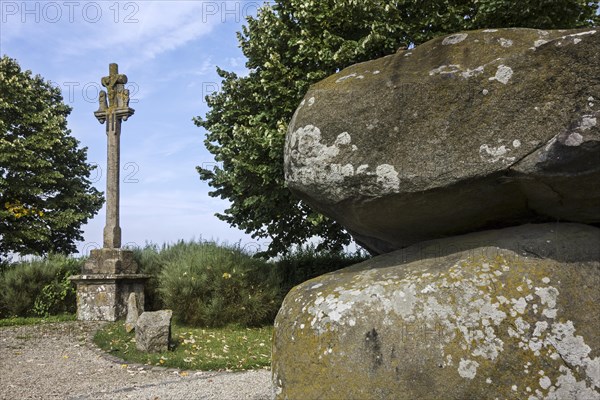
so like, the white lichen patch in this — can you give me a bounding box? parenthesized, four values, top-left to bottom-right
(335, 132, 351, 145)
(429, 64, 484, 79)
(335, 71, 372, 83)
(562, 30, 597, 39)
(580, 116, 597, 131)
(535, 30, 596, 50)
(533, 321, 548, 337)
(535, 286, 558, 308)
(458, 359, 479, 379)
(499, 38, 513, 47)
(462, 66, 485, 78)
(545, 366, 600, 399)
(548, 321, 592, 367)
(376, 165, 400, 190)
(429, 64, 462, 76)
(479, 144, 516, 164)
(564, 133, 583, 146)
(513, 297, 528, 314)
(308, 97, 315, 106)
(356, 164, 369, 174)
(286, 125, 400, 201)
(442, 33, 468, 45)
(335, 73, 357, 83)
(540, 376, 552, 389)
(421, 284, 437, 294)
(560, 114, 597, 147)
(489, 65, 513, 84)
(306, 282, 416, 333)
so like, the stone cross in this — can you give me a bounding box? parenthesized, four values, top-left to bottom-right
(94, 63, 134, 248)
(69, 64, 146, 322)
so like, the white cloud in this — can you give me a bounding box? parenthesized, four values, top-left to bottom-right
(2, 1, 223, 63)
(228, 57, 245, 68)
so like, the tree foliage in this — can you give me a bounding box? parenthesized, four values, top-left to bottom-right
(0, 56, 104, 259)
(196, 0, 599, 256)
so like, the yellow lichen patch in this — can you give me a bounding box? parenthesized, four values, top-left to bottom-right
(96, 292, 108, 303)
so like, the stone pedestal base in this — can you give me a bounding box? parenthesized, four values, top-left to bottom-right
(70, 274, 149, 321)
(70, 248, 149, 321)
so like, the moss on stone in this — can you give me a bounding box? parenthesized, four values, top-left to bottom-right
(272, 224, 600, 399)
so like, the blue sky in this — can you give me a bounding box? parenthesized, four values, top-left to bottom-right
(1, 0, 272, 255)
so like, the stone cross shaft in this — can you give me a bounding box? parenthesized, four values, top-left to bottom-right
(94, 63, 134, 249)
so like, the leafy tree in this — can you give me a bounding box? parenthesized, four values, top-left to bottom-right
(0, 56, 104, 259)
(196, 0, 599, 257)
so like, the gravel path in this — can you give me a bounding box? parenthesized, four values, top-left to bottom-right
(0, 322, 274, 400)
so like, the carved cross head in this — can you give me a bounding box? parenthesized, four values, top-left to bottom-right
(95, 63, 134, 123)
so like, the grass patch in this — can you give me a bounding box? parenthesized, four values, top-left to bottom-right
(94, 321, 273, 371)
(0, 314, 76, 327)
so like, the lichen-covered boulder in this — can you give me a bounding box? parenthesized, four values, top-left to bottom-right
(272, 223, 600, 399)
(135, 310, 172, 353)
(284, 28, 600, 254)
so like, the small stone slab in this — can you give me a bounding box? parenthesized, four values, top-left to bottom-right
(135, 310, 172, 353)
(125, 292, 139, 333)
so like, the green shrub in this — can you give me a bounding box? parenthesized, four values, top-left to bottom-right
(31, 270, 75, 317)
(0, 258, 11, 274)
(158, 241, 281, 327)
(0, 241, 368, 322)
(0, 254, 82, 318)
(275, 245, 370, 296)
(131, 243, 165, 311)
(132, 240, 210, 311)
